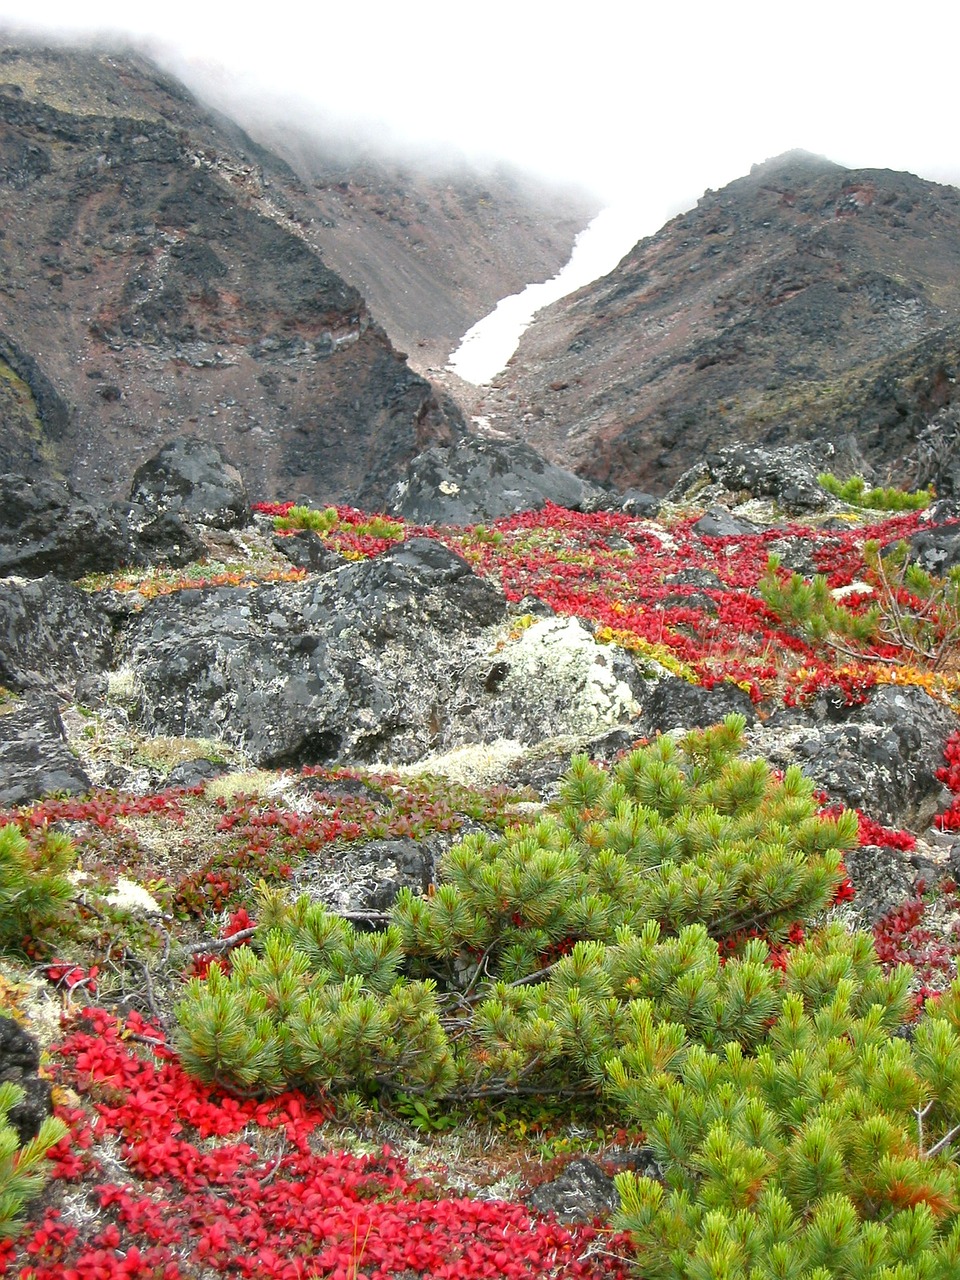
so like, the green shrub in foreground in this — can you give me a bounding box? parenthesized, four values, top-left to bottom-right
(175, 716, 853, 1098)
(0, 1083, 67, 1237)
(172, 716, 960, 1277)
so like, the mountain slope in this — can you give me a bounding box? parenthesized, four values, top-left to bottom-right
(231, 123, 598, 375)
(0, 40, 592, 504)
(488, 151, 960, 491)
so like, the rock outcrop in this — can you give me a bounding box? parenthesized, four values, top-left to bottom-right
(378, 435, 609, 523)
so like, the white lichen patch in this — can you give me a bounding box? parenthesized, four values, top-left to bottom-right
(831, 579, 872, 600)
(106, 666, 142, 707)
(498, 616, 641, 734)
(103, 877, 163, 916)
(392, 739, 527, 788)
(204, 769, 295, 803)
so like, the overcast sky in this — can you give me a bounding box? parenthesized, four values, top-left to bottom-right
(1, 0, 958, 223)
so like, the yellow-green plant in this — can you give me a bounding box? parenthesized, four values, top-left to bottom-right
(273, 504, 338, 534)
(0, 1083, 67, 1237)
(818, 471, 933, 511)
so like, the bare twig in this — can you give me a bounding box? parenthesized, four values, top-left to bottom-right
(186, 926, 257, 955)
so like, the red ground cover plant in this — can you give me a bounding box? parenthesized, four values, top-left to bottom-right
(252, 499, 936, 707)
(4, 1009, 629, 1280)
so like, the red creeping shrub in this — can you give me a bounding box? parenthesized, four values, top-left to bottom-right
(6, 1010, 629, 1280)
(936, 731, 960, 830)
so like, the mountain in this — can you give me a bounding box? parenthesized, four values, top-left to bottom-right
(228, 122, 597, 376)
(486, 150, 960, 492)
(0, 40, 592, 504)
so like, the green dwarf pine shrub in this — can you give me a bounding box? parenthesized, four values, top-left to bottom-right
(0, 824, 75, 955)
(0, 1083, 67, 1237)
(608, 946, 960, 1280)
(175, 717, 855, 1100)
(761, 544, 960, 671)
(273, 505, 339, 534)
(817, 472, 932, 511)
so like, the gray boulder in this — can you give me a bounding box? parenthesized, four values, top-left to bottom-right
(754, 686, 956, 829)
(0, 474, 135, 578)
(384, 435, 606, 524)
(0, 1017, 53, 1144)
(670, 442, 853, 515)
(527, 1158, 620, 1222)
(129, 437, 250, 530)
(292, 837, 437, 913)
(112, 543, 648, 769)
(0, 697, 91, 806)
(0, 577, 114, 694)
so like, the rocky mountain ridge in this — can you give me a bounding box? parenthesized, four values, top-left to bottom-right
(485, 150, 960, 494)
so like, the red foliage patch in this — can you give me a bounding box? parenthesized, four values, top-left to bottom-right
(6, 1010, 629, 1279)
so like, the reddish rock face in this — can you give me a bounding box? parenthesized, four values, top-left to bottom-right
(486, 151, 960, 494)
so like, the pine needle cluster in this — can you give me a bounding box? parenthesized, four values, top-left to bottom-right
(0, 823, 75, 955)
(0, 1084, 67, 1237)
(760, 544, 960, 672)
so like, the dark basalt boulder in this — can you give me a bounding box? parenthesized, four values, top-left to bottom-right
(691, 507, 760, 538)
(640, 677, 757, 736)
(843, 842, 944, 926)
(383, 435, 606, 524)
(0, 474, 201, 579)
(0, 1017, 53, 1144)
(0, 697, 91, 806)
(292, 837, 437, 913)
(122, 504, 205, 569)
(674, 444, 834, 515)
(0, 474, 135, 578)
(527, 1157, 620, 1222)
(0, 578, 114, 693)
(756, 685, 955, 829)
(309, 538, 507, 644)
(905, 520, 960, 576)
(272, 531, 342, 574)
(116, 543, 509, 768)
(113, 542, 647, 769)
(129, 437, 250, 530)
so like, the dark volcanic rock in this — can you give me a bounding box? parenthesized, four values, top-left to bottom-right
(640, 677, 757, 736)
(113, 544, 645, 768)
(527, 1157, 620, 1222)
(116, 543, 509, 767)
(0, 577, 114, 693)
(670, 444, 836, 514)
(0, 697, 91, 805)
(293, 837, 437, 913)
(756, 685, 955, 828)
(691, 507, 760, 538)
(0, 474, 135, 578)
(0, 472, 204, 578)
(381, 435, 607, 523)
(123, 505, 205, 568)
(0, 1016, 53, 1144)
(905, 521, 960, 575)
(844, 843, 943, 926)
(129, 438, 250, 530)
(272, 531, 342, 573)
